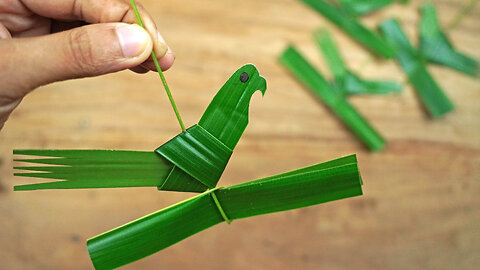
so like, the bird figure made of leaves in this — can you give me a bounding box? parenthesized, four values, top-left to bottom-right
(13, 64, 363, 269)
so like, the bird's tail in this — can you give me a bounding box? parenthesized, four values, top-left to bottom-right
(13, 149, 173, 191)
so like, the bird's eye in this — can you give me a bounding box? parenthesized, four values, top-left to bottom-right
(239, 72, 249, 83)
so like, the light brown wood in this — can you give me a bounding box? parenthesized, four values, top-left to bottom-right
(0, 0, 479, 269)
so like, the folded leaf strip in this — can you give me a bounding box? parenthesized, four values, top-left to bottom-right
(156, 125, 232, 190)
(87, 155, 363, 270)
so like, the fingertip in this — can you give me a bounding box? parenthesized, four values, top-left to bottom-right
(142, 50, 175, 71)
(158, 52, 175, 71)
(0, 23, 12, 39)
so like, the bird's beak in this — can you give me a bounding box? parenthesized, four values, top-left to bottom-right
(251, 75, 267, 97)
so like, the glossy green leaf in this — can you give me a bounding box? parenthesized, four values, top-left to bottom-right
(419, 3, 478, 77)
(380, 19, 454, 118)
(279, 46, 385, 151)
(13, 150, 172, 190)
(299, 0, 394, 58)
(314, 29, 402, 95)
(87, 154, 363, 270)
(14, 65, 267, 192)
(198, 64, 267, 150)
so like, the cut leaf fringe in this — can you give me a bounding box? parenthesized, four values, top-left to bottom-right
(13, 150, 171, 190)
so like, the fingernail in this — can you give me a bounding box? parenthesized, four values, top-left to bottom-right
(155, 31, 168, 56)
(116, 24, 150, 58)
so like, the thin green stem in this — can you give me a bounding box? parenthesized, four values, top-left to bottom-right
(447, 0, 479, 30)
(209, 188, 232, 224)
(129, 0, 186, 132)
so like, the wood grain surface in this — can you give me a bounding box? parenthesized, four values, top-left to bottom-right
(0, 0, 479, 269)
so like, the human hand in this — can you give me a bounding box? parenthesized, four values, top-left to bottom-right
(0, 0, 174, 130)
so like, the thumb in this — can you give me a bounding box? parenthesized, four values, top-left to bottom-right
(0, 23, 153, 97)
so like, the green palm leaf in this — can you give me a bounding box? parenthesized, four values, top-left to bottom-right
(87, 154, 363, 270)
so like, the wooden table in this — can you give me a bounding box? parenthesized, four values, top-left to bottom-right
(0, 0, 479, 269)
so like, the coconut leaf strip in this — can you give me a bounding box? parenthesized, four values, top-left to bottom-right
(380, 19, 454, 118)
(299, 0, 394, 58)
(314, 29, 347, 80)
(419, 3, 478, 77)
(279, 46, 385, 151)
(13, 150, 172, 190)
(87, 155, 363, 270)
(314, 29, 402, 95)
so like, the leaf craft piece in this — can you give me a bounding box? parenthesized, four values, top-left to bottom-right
(13, 64, 266, 192)
(87, 154, 363, 270)
(339, 0, 409, 16)
(314, 29, 402, 95)
(299, 0, 394, 58)
(419, 2, 478, 77)
(279, 46, 385, 151)
(380, 19, 454, 118)
(13, 2, 367, 269)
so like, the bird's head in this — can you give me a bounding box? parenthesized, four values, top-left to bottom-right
(197, 64, 267, 149)
(230, 64, 267, 97)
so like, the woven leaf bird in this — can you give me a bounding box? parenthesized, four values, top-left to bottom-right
(12, 2, 364, 268)
(13, 64, 364, 269)
(14, 64, 266, 192)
